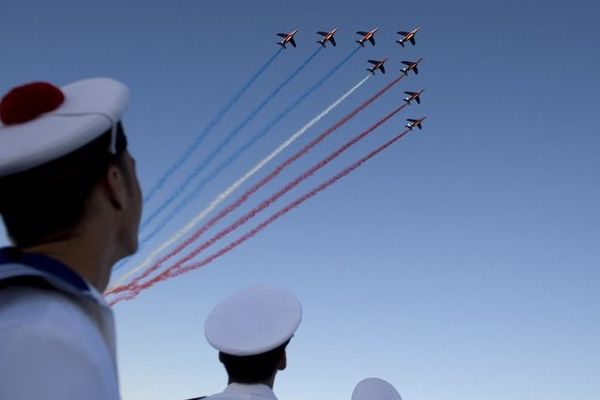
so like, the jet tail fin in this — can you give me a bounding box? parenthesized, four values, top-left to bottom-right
(356, 40, 365, 47)
(277, 42, 286, 48)
(396, 40, 405, 47)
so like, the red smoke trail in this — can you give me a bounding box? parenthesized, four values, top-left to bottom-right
(109, 126, 413, 305)
(111, 125, 410, 305)
(107, 74, 405, 297)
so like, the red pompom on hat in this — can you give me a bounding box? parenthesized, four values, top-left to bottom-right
(0, 77, 129, 177)
(0, 82, 65, 125)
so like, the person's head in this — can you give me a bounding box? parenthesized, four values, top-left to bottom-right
(218, 340, 289, 385)
(0, 78, 141, 264)
(205, 286, 302, 388)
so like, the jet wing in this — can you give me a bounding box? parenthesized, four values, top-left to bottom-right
(410, 37, 416, 45)
(357, 31, 369, 35)
(369, 37, 375, 45)
(413, 66, 419, 74)
(407, 119, 417, 122)
(331, 37, 336, 46)
(380, 65, 386, 74)
(368, 60, 379, 64)
(277, 33, 288, 38)
(404, 91, 415, 95)
(317, 31, 328, 36)
(290, 38, 297, 47)
(415, 97, 420, 104)
(398, 31, 409, 36)
(401, 61, 413, 66)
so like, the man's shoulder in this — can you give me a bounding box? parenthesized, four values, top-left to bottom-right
(203, 384, 278, 400)
(0, 287, 119, 399)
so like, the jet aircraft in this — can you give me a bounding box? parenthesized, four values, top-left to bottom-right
(405, 117, 426, 130)
(277, 30, 298, 48)
(396, 27, 421, 47)
(367, 58, 388, 75)
(317, 28, 338, 47)
(401, 58, 423, 75)
(356, 28, 378, 47)
(403, 89, 424, 104)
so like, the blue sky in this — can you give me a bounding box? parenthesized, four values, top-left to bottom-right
(1, 1, 599, 399)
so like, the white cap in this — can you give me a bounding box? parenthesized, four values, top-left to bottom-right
(0, 77, 129, 177)
(205, 285, 302, 356)
(352, 378, 403, 400)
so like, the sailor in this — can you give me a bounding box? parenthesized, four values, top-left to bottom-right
(195, 285, 302, 400)
(0, 78, 142, 399)
(351, 378, 403, 400)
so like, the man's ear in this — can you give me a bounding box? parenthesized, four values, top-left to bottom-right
(103, 163, 127, 210)
(277, 351, 287, 371)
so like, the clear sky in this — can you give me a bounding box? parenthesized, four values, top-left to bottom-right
(1, 1, 599, 399)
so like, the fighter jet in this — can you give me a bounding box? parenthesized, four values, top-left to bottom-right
(396, 27, 421, 47)
(367, 58, 388, 75)
(356, 28, 378, 47)
(317, 28, 338, 47)
(401, 58, 423, 75)
(403, 89, 424, 105)
(405, 117, 426, 130)
(277, 30, 298, 48)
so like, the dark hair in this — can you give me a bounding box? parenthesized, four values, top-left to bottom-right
(0, 122, 128, 247)
(219, 341, 289, 384)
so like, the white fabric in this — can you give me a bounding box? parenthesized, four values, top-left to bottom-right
(351, 378, 402, 400)
(0, 77, 129, 176)
(0, 286, 120, 399)
(204, 383, 278, 400)
(205, 286, 302, 356)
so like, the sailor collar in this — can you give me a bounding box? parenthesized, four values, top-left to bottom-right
(0, 247, 100, 302)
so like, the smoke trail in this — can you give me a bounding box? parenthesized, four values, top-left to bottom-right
(142, 48, 282, 205)
(109, 127, 414, 305)
(110, 74, 373, 288)
(139, 47, 322, 236)
(137, 102, 409, 285)
(107, 76, 406, 293)
(139, 47, 358, 245)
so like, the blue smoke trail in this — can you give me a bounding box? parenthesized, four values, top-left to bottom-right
(139, 47, 322, 236)
(139, 47, 357, 246)
(142, 48, 282, 204)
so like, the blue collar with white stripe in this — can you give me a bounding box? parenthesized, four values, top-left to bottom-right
(0, 247, 90, 292)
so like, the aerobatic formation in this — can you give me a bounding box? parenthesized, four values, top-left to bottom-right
(107, 26, 428, 304)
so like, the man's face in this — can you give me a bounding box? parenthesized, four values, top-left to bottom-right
(119, 150, 143, 256)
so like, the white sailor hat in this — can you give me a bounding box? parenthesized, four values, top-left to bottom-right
(0, 77, 129, 177)
(352, 378, 403, 400)
(205, 285, 302, 356)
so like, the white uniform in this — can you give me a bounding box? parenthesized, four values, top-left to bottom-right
(205, 383, 279, 400)
(0, 250, 120, 400)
